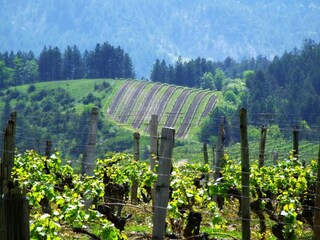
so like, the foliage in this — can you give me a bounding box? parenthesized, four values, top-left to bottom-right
(0, 42, 134, 87)
(13, 150, 123, 239)
(10, 147, 319, 239)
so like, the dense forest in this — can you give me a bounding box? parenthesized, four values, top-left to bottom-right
(1, 39, 320, 150)
(0, 41, 135, 88)
(1, 1, 320, 77)
(150, 40, 320, 143)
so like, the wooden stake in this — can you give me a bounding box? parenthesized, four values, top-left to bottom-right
(240, 108, 250, 240)
(131, 132, 140, 203)
(293, 125, 299, 159)
(258, 126, 267, 168)
(82, 107, 99, 175)
(314, 141, 320, 239)
(0, 112, 30, 240)
(150, 114, 158, 171)
(152, 127, 175, 240)
(203, 143, 209, 182)
(45, 140, 52, 158)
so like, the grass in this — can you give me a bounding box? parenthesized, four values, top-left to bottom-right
(111, 80, 140, 121)
(173, 89, 198, 130)
(158, 87, 184, 126)
(125, 81, 155, 126)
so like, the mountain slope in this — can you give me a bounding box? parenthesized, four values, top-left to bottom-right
(1, 0, 320, 77)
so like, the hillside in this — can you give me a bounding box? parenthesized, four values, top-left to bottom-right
(107, 80, 217, 138)
(0, 79, 217, 159)
(1, 0, 320, 77)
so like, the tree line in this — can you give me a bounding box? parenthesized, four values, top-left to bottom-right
(150, 39, 320, 143)
(150, 55, 270, 89)
(0, 42, 135, 88)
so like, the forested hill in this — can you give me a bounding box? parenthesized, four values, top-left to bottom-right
(1, 0, 320, 77)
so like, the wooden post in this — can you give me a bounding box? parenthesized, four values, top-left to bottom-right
(258, 126, 267, 168)
(150, 114, 158, 211)
(45, 140, 52, 158)
(213, 116, 225, 205)
(212, 145, 215, 178)
(131, 132, 140, 203)
(293, 125, 299, 159)
(240, 108, 250, 240)
(214, 116, 225, 181)
(150, 114, 159, 171)
(152, 127, 175, 240)
(203, 143, 209, 182)
(0, 112, 30, 240)
(273, 150, 278, 164)
(313, 141, 320, 239)
(82, 107, 99, 175)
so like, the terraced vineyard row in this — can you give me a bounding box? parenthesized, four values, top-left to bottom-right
(107, 80, 217, 138)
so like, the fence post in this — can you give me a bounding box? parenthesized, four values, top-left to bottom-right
(131, 132, 140, 203)
(213, 116, 225, 204)
(212, 145, 215, 176)
(152, 127, 175, 240)
(150, 114, 159, 171)
(45, 140, 52, 158)
(259, 125, 267, 168)
(150, 114, 159, 211)
(0, 112, 30, 240)
(203, 143, 209, 182)
(314, 141, 320, 239)
(273, 150, 278, 164)
(82, 107, 99, 175)
(214, 116, 225, 181)
(293, 125, 299, 159)
(240, 108, 250, 240)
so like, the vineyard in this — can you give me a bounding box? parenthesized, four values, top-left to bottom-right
(107, 80, 217, 138)
(2, 108, 320, 240)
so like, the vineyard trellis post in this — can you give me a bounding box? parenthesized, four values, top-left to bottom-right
(150, 114, 159, 210)
(214, 116, 225, 204)
(314, 141, 320, 239)
(240, 108, 250, 240)
(259, 125, 267, 168)
(0, 112, 30, 240)
(152, 127, 175, 240)
(273, 150, 278, 164)
(82, 107, 99, 175)
(212, 145, 215, 175)
(203, 143, 209, 182)
(45, 140, 52, 158)
(150, 114, 159, 171)
(131, 131, 140, 203)
(293, 125, 299, 159)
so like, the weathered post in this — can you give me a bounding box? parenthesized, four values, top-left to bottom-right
(0, 112, 30, 240)
(240, 108, 250, 240)
(203, 143, 209, 181)
(150, 114, 159, 211)
(293, 125, 299, 159)
(214, 116, 225, 181)
(314, 141, 320, 239)
(82, 107, 99, 175)
(212, 145, 215, 176)
(150, 114, 159, 171)
(45, 140, 52, 158)
(152, 127, 175, 240)
(213, 116, 225, 205)
(273, 150, 278, 164)
(258, 125, 267, 168)
(131, 131, 140, 203)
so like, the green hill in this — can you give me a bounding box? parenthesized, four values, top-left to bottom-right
(107, 80, 216, 138)
(0, 79, 217, 161)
